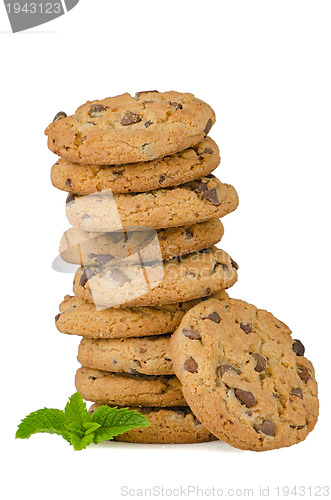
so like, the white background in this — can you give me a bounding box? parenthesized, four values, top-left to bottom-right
(1, 1, 331, 498)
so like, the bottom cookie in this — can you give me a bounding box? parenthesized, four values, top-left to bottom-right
(89, 403, 217, 444)
(75, 367, 186, 406)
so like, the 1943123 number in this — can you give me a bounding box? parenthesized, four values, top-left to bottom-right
(5, 3, 62, 14)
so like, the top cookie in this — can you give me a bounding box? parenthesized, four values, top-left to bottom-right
(45, 91, 216, 165)
(170, 298, 319, 451)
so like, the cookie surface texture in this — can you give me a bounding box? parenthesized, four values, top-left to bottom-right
(77, 335, 174, 375)
(170, 298, 319, 451)
(60, 219, 224, 265)
(89, 403, 217, 444)
(55, 291, 229, 338)
(75, 367, 186, 407)
(51, 137, 220, 194)
(72, 247, 238, 308)
(45, 91, 216, 164)
(65, 176, 238, 231)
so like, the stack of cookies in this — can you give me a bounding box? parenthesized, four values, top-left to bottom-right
(47, 91, 318, 450)
(47, 91, 239, 444)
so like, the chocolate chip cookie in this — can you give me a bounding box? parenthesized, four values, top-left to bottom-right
(56, 291, 229, 339)
(60, 219, 224, 265)
(45, 91, 215, 165)
(65, 176, 238, 232)
(78, 335, 173, 375)
(170, 298, 319, 451)
(89, 403, 216, 444)
(73, 247, 238, 308)
(75, 367, 186, 406)
(51, 137, 220, 195)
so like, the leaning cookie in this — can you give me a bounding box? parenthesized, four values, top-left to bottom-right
(89, 404, 217, 444)
(60, 219, 224, 265)
(45, 91, 215, 165)
(78, 335, 174, 375)
(73, 247, 238, 308)
(65, 176, 238, 232)
(75, 367, 186, 407)
(170, 298, 319, 451)
(55, 291, 229, 339)
(51, 137, 220, 195)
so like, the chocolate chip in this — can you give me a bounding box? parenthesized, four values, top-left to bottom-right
(204, 312, 221, 323)
(133, 360, 142, 367)
(204, 118, 213, 135)
(252, 353, 267, 372)
(129, 369, 139, 375)
(291, 388, 303, 399)
(205, 288, 211, 295)
(120, 111, 141, 126)
(79, 271, 89, 288)
(136, 90, 159, 97)
(109, 269, 131, 287)
(53, 111, 67, 122)
(203, 187, 220, 205)
(81, 214, 90, 220)
(221, 264, 229, 271)
(219, 365, 242, 377)
(88, 376, 97, 381)
(145, 120, 153, 128)
(235, 389, 257, 407)
(112, 170, 124, 176)
(298, 366, 311, 383)
(254, 420, 276, 436)
(170, 101, 183, 110)
(193, 416, 201, 426)
(172, 408, 187, 417)
(182, 328, 201, 340)
(202, 147, 214, 154)
(240, 323, 252, 334)
(89, 104, 106, 117)
(182, 229, 193, 241)
(246, 411, 253, 416)
(231, 259, 239, 270)
(66, 178, 71, 188)
(159, 175, 166, 183)
(292, 339, 305, 356)
(195, 181, 209, 193)
(66, 193, 77, 204)
(95, 254, 114, 265)
(184, 357, 198, 373)
(55, 313, 60, 323)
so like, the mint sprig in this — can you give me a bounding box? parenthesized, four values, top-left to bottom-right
(16, 392, 150, 450)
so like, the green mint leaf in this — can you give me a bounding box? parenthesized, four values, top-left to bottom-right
(68, 432, 95, 451)
(66, 422, 85, 437)
(82, 422, 101, 435)
(91, 406, 151, 444)
(16, 408, 70, 442)
(16, 393, 150, 449)
(64, 392, 90, 425)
